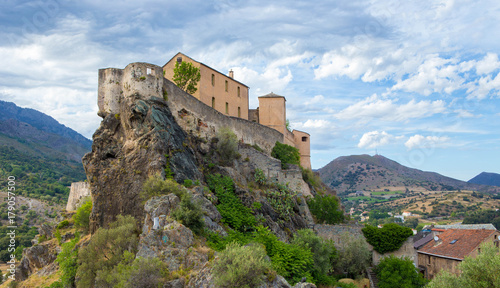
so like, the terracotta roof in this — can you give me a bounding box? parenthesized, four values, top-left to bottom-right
(417, 229, 497, 260)
(413, 233, 434, 249)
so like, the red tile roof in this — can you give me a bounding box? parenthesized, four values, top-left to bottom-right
(417, 229, 497, 260)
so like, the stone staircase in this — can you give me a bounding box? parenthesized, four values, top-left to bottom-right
(366, 267, 379, 288)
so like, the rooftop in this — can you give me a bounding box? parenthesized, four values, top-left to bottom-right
(435, 224, 497, 230)
(417, 229, 497, 260)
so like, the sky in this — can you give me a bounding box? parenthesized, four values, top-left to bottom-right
(1, 0, 499, 181)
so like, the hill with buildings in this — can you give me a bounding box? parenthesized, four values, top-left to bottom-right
(469, 172, 500, 187)
(318, 154, 500, 195)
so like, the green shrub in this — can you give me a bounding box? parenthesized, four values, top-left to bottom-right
(254, 168, 267, 186)
(307, 195, 344, 224)
(376, 255, 427, 288)
(362, 223, 413, 254)
(76, 215, 138, 287)
(252, 144, 264, 153)
(301, 168, 324, 193)
(264, 183, 297, 219)
(140, 174, 186, 203)
(172, 194, 204, 235)
(56, 233, 80, 288)
(56, 220, 70, 229)
(271, 142, 300, 169)
(216, 127, 239, 165)
(291, 229, 337, 283)
(206, 174, 256, 231)
(183, 179, 193, 188)
(334, 232, 371, 279)
(212, 242, 273, 288)
(73, 198, 92, 233)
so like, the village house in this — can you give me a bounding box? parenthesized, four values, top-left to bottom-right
(163, 53, 311, 169)
(417, 228, 500, 279)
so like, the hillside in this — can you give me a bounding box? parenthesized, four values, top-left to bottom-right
(0, 101, 90, 203)
(469, 172, 500, 187)
(318, 154, 500, 195)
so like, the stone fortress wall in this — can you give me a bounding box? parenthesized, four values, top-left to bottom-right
(66, 182, 91, 211)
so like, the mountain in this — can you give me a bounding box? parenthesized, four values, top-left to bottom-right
(0, 100, 91, 162)
(0, 100, 90, 203)
(469, 172, 500, 187)
(318, 154, 500, 195)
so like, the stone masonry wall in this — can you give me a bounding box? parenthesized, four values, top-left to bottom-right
(66, 182, 91, 211)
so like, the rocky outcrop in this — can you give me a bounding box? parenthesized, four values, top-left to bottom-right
(83, 80, 202, 232)
(16, 241, 59, 281)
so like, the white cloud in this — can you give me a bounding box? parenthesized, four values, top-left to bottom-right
(405, 135, 450, 150)
(335, 94, 446, 122)
(358, 131, 395, 148)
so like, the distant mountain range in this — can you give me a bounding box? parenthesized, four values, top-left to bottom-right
(0, 100, 91, 162)
(318, 154, 500, 195)
(469, 172, 500, 187)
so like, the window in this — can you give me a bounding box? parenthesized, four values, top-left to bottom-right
(302, 136, 308, 142)
(212, 97, 215, 108)
(238, 107, 241, 117)
(225, 80, 228, 92)
(225, 102, 229, 114)
(237, 86, 240, 97)
(211, 74, 215, 86)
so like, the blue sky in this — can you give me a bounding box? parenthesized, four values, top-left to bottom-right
(1, 0, 499, 181)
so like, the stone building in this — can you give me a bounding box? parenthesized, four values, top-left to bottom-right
(163, 52, 249, 119)
(163, 53, 311, 169)
(417, 228, 500, 279)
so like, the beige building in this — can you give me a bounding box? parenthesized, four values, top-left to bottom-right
(163, 54, 311, 169)
(163, 52, 249, 119)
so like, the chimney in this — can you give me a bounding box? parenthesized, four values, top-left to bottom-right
(229, 70, 234, 78)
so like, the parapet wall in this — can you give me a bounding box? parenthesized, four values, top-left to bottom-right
(163, 79, 284, 154)
(66, 182, 91, 211)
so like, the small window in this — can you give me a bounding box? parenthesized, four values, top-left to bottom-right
(225, 80, 228, 92)
(225, 102, 229, 114)
(237, 86, 240, 97)
(211, 74, 215, 86)
(238, 107, 241, 117)
(302, 136, 308, 142)
(147, 68, 152, 75)
(212, 97, 215, 108)
(450, 240, 457, 244)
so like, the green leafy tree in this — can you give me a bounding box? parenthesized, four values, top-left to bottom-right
(291, 229, 337, 284)
(334, 232, 371, 279)
(216, 127, 239, 165)
(212, 242, 273, 288)
(375, 255, 427, 288)
(362, 223, 413, 254)
(427, 242, 500, 288)
(271, 142, 300, 169)
(173, 61, 201, 94)
(54, 234, 80, 288)
(307, 195, 344, 224)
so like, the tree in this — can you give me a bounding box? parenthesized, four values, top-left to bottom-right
(73, 197, 92, 233)
(307, 195, 344, 224)
(362, 223, 413, 254)
(173, 61, 201, 94)
(334, 232, 371, 278)
(216, 127, 239, 165)
(375, 255, 427, 288)
(427, 242, 500, 288)
(271, 142, 300, 169)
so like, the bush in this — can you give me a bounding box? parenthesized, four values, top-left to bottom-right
(271, 142, 300, 169)
(140, 174, 186, 203)
(172, 194, 204, 235)
(73, 198, 92, 233)
(76, 215, 138, 287)
(264, 183, 297, 219)
(216, 127, 239, 165)
(56, 220, 70, 229)
(376, 255, 427, 288)
(362, 223, 413, 254)
(56, 234, 80, 287)
(291, 229, 337, 284)
(212, 242, 273, 288)
(183, 179, 193, 188)
(307, 195, 344, 224)
(206, 174, 256, 231)
(301, 168, 324, 192)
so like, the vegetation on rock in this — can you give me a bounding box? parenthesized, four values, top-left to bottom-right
(216, 127, 240, 165)
(375, 255, 427, 288)
(307, 195, 344, 225)
(73, 197, 92, 233)
(271, 141, 300, 169)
